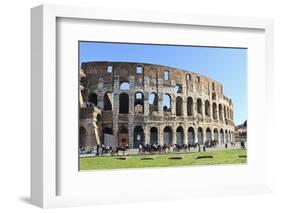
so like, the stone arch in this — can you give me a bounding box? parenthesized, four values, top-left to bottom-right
(79, 126, 87, 148)
(176, 96, 183, 116)
(133, 126, 144, 148)
(88, 92, 98, 106)
(214, 128, 219, 141)
(175, 84, 182, 93)
(119, 93, 129, 114)
(198, 127, 203, 145)
(225, 129, 229, 143)
(219, 104, 223, 120)
(196, 76, 200, 83)
(212, 92, 216, 100)
(120, 81, 129, 90)
(212, 102, 218, 119)
(150, 127, 158, 145)
(149, 92, 158, 113)
(176, 126, 184, 145)
(163, 126, 173, 145)
(188, 127, 195, 144)
(220, 129, 224, 144)
(197, 98, 203, 115)
(134, 92, 144, 114)
(187, 97, 193, 116)
(187, 73, 192, 81)
(163, 94, 172, 112)
(118, 126, 128, 147)
(205, 100, 211, 116)
(206, 128, 212, 143)
(103, 92, 113, 111)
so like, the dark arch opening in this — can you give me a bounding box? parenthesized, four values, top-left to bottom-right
(133, 126, 144, 148)
(118, 126, 128, 147)
(176, 126, 184, 145)
(176, 96, 183, 116)
(220, 129, 224, 144)
(163, 126, 173, 145)
(198, 127, 203, 145)
(119, 93, 129, 114)
(187, 97, 193, 116)
(150, 127, 158, 145)
(104, 92, 113, 111)
(197, 99, 202, 114)
(205, 100, 211, 116)
(163, 94, 171, 113)
(79, 126, 87, 148)
(212, 103, 218, 119)
(219, 104, 223, 121)
(88, 93, 98, 106)
(206, 128, 212, 143)
(188, 127, 195, 144)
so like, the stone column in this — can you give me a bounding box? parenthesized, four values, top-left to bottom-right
(97, 78, 104, 109)
(184, 127, 188, 145)
(144, 92, 149, 116)
(194, 126, 198, 144)
(145, 125, 150, 144)
(171, 95, 176, 116)
(172, 127, 177, 145)
(158, 126, 163, 145)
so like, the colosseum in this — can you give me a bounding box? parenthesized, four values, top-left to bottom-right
(79, 61, 235, 150)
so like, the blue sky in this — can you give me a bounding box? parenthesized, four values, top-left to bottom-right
(79, 42, 247, 125)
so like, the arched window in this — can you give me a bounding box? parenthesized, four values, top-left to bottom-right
(214, 128, 218, 142)
(88, 93, 98, 106)
(134, 92, 144, 114)
(103, 92, 113, 111)
(133, 126, 144, 148)
(196, 76, 200, 83)
(224, 105, 227, 120)
(198, 127, 203, 145)
(163, 94, 171, 112)
(148, 93, 158, 113)
(212, 92, 216, 100)
(175, 84, 182, 93)
(219, 104, 223, 120)
(187, 97, 193, 116)
(188, 127, 195, 144)
(120, 81, 129, 90)
(163, 126, 173, 144)
(118, 126, 128, 147)
(187, 73, 192, 81)
(212, 103, 218, 119)
(197, 98, 202, 114)
(206, 128, 212, 143)
(176, 96, 183, 116)
(119, 93, 129, 114)
(150, 127, 158, 145)
(220, 129, 224, 144)
(176, 126, 184, 145)
(205, 100, 211, 116)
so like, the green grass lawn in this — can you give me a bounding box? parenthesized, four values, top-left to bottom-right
(79, 149, 247, 170)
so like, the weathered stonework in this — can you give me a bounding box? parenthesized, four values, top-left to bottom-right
(79, 62, 235, 150)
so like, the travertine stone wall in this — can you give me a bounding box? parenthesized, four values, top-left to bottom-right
(79, 62, 235, 149)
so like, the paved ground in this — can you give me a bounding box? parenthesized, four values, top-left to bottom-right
(80, 143, 247, 158)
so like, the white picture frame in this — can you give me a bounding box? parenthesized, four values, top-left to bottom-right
(31, 4, 274, 208)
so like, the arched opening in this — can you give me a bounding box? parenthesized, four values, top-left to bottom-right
(79, 126, 87, 148)
(103, 92, 113, 111)
(224, 105, 227, 120)
(225, 129, 229, 143)
(148, 93, 158, 113)
(196, 76, 200, 83)
(205, 100, 211, 116)
(188, 127, 195, 144)
(176, 126, 184, 145)
(176, 96, 183, 116)
(88, 93, 98, 106)
(150, 127, 158, 145)
(212, 103, 218, 120)
(197, 98, 202, 115)
(198, 127, 203, 145)
(118, 126, 128, 148)
(220, 129, 224, 144)
(229, 130, 232, 142)
(134, 92, 144, 114)
(187, 73, 192, 81)
(214, 128, 218, 141)
(219, 104, 223, 120)
(163, 94, 171, 113)
(175, 84, 182, 93)
(163, 126, 173, 145)
(212, 92, 216, 100)
(187, 97, 193, 116)
(133, 126, 144, 148)
(120, 81, 129, 90)
(102, 127, 113, 147)
(206, 128, 212, 144)
(119, 93, 129, 114)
